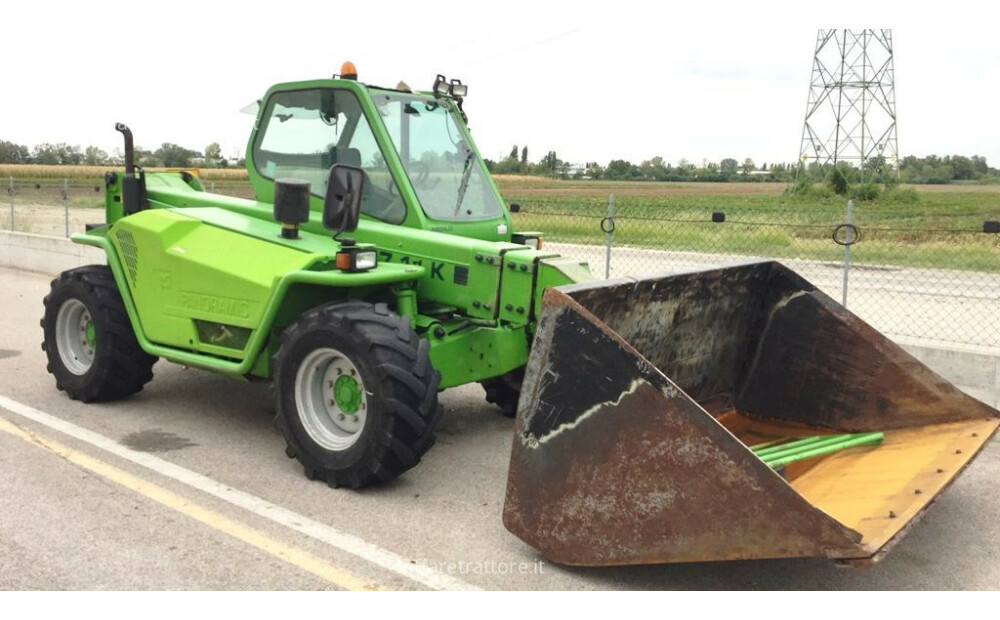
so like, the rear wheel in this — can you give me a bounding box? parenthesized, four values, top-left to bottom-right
(273, 301, 441, 488)
(41, 265, 156, 402)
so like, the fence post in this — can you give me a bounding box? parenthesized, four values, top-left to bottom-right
(7, 176, 13, 231)
(603, 194, 615, 279)
(63, 178, 70, 237)
(842, 199, 854, 307)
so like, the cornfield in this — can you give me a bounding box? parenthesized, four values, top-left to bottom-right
(0, 164, 249, 181)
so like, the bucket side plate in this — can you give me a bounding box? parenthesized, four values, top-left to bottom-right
(503, 288, 862, 566)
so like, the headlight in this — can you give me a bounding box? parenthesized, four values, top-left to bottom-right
(353, 250, 378, 270)
(335, 248, 378, 272)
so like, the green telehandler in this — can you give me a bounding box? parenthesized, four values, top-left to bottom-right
(42, 65, 998, 567)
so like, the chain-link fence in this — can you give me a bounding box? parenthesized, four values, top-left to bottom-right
(1, 177, 257, 237)
(4, 177, 106, 237)
(512, 195, 1000, 350)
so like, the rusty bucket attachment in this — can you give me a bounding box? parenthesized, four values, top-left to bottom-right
(503, 260, 999, 566)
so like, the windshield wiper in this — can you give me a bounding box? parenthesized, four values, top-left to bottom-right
(453, 147, 474, 216)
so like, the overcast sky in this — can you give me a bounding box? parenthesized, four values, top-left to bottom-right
(3, 1, 998, 167)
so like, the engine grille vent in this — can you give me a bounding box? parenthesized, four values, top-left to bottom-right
(115, 228, 139, 288)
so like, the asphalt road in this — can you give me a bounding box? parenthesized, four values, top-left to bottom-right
(1, 266, 998, 590)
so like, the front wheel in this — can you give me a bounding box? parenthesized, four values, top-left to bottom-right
(41, 265, 157, 402)
(273, 301, 441, 488)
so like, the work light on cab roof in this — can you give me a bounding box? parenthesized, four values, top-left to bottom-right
(432, 74, 467, 98)
(432, 73, 468, 120)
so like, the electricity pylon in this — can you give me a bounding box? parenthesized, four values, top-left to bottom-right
(798, 30, 898, 178)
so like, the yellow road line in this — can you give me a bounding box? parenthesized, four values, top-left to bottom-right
(0, 416, 377, 591)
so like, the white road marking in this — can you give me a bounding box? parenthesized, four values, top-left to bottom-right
(0, 394, 479, 591)
(0, 416, 375, 591)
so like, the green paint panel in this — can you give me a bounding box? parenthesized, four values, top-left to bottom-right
(429, 324, 530, 389)
(146, 172, 205, 193)
(534, 257, 595, 313)
(74, 225, 423, 378)
(496, 247, 538, 324)
(110, 209, 318, 358)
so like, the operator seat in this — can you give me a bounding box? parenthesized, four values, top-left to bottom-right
(329, 147, 362, 168)
(329, 147, 404, 223)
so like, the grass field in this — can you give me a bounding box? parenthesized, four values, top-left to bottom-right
(497, 178, 999, 272)
(3, 166, 998, 271)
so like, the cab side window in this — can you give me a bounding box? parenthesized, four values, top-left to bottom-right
(254, 88, 406, 224)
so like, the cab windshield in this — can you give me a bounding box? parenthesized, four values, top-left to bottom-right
(372, 90, 503, 222)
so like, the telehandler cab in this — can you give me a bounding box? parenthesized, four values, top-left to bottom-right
(42, 64, 999, 566)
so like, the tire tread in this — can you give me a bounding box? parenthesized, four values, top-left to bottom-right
(42, 265, 156, 402)
(273, 301, 440, 489)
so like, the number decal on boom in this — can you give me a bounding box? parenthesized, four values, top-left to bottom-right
(378, 251, 444, 280)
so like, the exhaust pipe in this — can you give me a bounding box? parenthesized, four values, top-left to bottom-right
(115, 123, 147, 214)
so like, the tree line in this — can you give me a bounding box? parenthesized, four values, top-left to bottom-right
(4, 137, 998, 185)
(0, 140, 236, 168)
(485, 146, 1000, 184)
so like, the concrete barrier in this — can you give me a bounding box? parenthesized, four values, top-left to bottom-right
(1, 230, 105, 276)
(2, 230, 997, 407)
(897, 339, 1000, 408)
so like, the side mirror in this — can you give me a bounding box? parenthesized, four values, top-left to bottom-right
(323, 164, 365, 235)
(509, 203, 521, 213)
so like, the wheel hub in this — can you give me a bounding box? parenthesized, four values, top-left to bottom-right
(84, 319, 97, 349)
(334, 375, 362, 415)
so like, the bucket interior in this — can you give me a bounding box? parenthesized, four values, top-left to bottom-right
(717, 411, 998, 552)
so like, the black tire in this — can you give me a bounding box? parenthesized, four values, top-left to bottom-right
(41, 265, 157, 402)
(481, 372, 522, 419)
(273, 301, 442, 489)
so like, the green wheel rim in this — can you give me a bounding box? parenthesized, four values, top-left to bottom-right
(334, 375, 363, 415)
